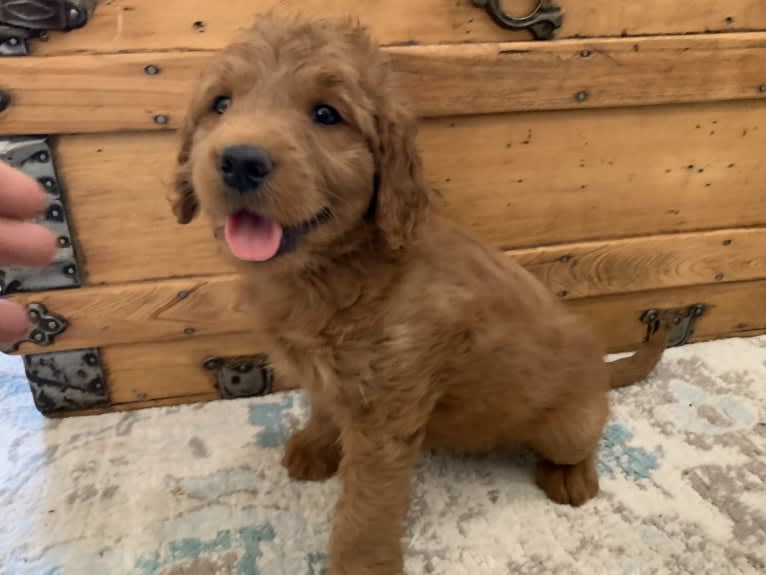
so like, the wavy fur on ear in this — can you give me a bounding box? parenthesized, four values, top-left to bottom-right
(371, 93, 430, 250)
(168, 107, 199, 225)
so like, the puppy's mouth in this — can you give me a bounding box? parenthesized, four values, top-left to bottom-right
(224, 208, 331, 262)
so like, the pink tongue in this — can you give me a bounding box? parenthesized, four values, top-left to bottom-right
(224, 212, 284, 262)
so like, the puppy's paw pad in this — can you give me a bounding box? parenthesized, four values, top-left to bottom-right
(282, 431, 340, 482)
(535, 459, 599, 507)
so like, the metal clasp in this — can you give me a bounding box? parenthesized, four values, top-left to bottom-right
(473, 0, 563, 40)
(204, 354, 274, 399)
(641, 304, 706, 348)
(0, 0, 97, 55)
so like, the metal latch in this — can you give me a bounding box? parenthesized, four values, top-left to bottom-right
(0, 137, 81, 295)
(641, 304, 706, 348)
(204, 355, 274, 399)
(473, 0, 563, 40)
(0, 0, 96, 55)
(24, 348, 109, 415)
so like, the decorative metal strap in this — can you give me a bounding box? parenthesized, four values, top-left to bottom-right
(1, 302, 68, 353)
(0, 137, 81, 296)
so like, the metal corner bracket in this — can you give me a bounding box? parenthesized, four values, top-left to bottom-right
(23, 348, 110, 415)
(204, 354, 274, 399)
(0, 136, 81, 295)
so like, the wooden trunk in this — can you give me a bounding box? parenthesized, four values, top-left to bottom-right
(1, 0, 765, 416)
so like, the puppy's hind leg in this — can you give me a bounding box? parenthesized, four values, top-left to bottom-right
(527, 391, 609, 507)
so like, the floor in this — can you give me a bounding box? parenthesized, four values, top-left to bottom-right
(1, 337, 765, 575)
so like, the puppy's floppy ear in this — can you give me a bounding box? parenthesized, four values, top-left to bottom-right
(372, 97, 429, 250)
(168, 112, 199, 225)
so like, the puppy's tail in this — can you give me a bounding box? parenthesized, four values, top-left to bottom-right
(607, 321, 670, 389)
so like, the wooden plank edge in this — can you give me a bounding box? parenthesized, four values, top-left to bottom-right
(23, 0, 766, 57)
(509, 226, 766, 300)
(1, 32, 766, 134)
(44, 392, 219, 418)
(7, 266, 766, 354)
(46, 327, 766, 417)
(21, 223, 766, 301)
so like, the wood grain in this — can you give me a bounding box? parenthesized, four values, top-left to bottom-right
(8, 274, 766, 355)
(30, 276, 766, 417)
(104, 333, 297, 404)
(59, 329, 766, 416)
(569, 279, 766, 351)
(2, 33, 766, 135)
(31, 0, 766, 56)
(10, 275, 256, 353)
(51, 101, 766, 285)
(514, 228, 766, 300)
(48, 277, 766, 415)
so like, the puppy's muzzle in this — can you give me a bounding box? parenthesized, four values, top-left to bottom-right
(219, 145, 274, 194)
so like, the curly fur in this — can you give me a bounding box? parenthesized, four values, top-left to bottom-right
(170, 14, 668, 575)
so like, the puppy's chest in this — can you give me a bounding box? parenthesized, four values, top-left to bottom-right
(272, 322, 379, 399)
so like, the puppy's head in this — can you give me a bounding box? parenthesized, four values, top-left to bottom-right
(171, 14, 428, 269)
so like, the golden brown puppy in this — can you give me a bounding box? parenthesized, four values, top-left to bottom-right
(170, 14, 668, 575)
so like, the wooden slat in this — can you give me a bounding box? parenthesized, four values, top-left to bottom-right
(569, 279, 766, 352)
(8, 273, 766, 354)
(104, 334, 297, 404)
(34, 275, 766, 415)
(52, 100, 766, 285)
(514, 228, 766, 300)
(60, 329, 766, 416)
(31, 1, 766, 56)
(393, 33, 766, 118)
(2, 33, 766, 135)
(10, 275, 254, 353)
(43, 278, 766, 415)
(425, 102, 766, 249)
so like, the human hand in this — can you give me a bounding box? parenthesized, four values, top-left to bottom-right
(0, 161, 57, 344)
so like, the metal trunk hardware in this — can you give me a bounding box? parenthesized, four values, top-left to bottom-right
(204, 355, 274, 399)
(641, 304, 707, 348)
(473, 0, 563, 40)
(23, 348, 110, 414)
(0, 0, 96, 54)
(1, 302, 68, 353)
(0, 137, 81, 295)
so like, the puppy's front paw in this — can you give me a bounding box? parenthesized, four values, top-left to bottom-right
(535, 457, 599, 507)
(282, 429, 340, 481)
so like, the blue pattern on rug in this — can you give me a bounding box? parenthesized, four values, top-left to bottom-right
(597, 422, 660, 480)
(249, 395, 295, 448)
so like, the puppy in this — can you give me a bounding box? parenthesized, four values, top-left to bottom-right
(170, 14, 668, 575)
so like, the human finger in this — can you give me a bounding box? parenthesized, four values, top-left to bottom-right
(0, 299, 29, 344)
(0, 161, 49, 219)
(0, 218, 57, 266)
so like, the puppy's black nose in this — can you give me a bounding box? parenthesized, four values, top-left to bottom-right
(219, 145, 273, 193)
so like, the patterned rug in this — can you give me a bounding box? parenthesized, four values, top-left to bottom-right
(1, 336, 765, 575)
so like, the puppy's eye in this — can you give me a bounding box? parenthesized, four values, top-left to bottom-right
(213, 96, 232, 115)
(312, 104, 342, 126)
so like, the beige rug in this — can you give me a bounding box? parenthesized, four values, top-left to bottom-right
(1, 336, 764, 574)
